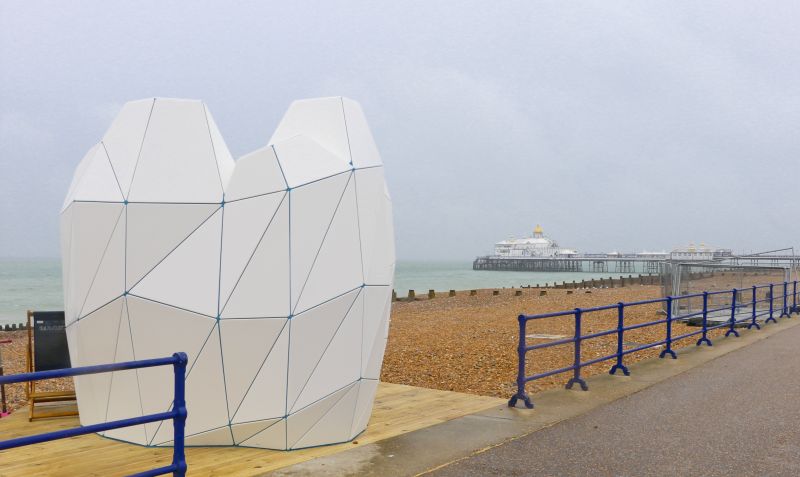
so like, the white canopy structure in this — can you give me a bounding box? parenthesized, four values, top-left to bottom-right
(60, 97, 395, 449)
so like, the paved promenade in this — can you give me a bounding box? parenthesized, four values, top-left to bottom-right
(431, 321, 800, 476)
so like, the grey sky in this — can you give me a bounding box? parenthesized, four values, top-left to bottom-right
(1, 1, 798, 261)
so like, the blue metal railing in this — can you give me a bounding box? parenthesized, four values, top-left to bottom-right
(0, 353, 188, 477)
(509, 280, 800, 409)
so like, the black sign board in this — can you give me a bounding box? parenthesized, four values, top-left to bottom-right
(32, 311, 71, 372)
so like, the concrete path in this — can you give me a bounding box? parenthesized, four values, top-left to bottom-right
(430, 322, 800, 477)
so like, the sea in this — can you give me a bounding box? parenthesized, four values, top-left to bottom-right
(0, 258, 622, 326)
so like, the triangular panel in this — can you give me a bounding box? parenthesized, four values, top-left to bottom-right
(219, 193, 286, 308)
(103, 300, 148, 444)
(219, 318, 288, 417)
(67, 145, 124, 205)
(62, 144, 100, 211)
(102, 99, 154, 197)
(291, 291, 362, 412)
(355, 168, 395, 285)
(286, 289, 360, 408)
(231, 418, 281, 445)
(286, 382, 356, 449)
(225, 146, 287, 202)
(125, 203, 220, 289)
(231, 323, 290, 424)
(203, 104, 236, 191)
(289, 172, 350, 311)
(342, 98, 382, 168)
(362, 286, 392, 379)
(221, 197, 290, 318)
(66, 202, 124, 325)
(80, 207, 125, 318)
(273, 135, 350, 188)
(349, 379, 380, 439)
(240, 418, 286, 450)
(131, 208, 222, 317)
(293, 382, 359, 449)
(294, 179, 362, 313)
(128, 99, 224, 203)
(269, 97, 350, 164)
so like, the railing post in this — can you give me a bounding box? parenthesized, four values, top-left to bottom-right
(609, 302, 630, 375)
(172, 352, 188, 477)
(766, 284, 776, 324)
(566, 308, 588, 390)
(508, 315, 533, 409)
(726, 288, 740, 337)
(780, 282, 790, 318)
(792, 280, 799, 314)
(659, 296, 677, 359)
(747, 285, 760, 330)
(697, 292, 712, 346)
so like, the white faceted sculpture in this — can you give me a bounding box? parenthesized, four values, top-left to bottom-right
(60, 97, 395, 449)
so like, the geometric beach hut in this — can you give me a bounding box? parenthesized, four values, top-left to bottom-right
(60, 97, 395, 449)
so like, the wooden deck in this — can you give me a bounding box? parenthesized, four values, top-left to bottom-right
(0, 383, 503, 476)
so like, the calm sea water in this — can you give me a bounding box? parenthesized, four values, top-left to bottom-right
(0, 258, 623, 325)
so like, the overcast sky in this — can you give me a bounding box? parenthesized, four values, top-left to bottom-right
(1, 1, 798, 261)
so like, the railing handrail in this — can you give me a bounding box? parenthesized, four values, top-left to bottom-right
(508, 280, 800, 410)
(0, 352, 188, 477)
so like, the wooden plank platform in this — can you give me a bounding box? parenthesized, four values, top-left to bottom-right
(0, 383, 503, 476)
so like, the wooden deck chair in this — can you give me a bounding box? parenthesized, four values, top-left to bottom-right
(26, 310, 78, 421)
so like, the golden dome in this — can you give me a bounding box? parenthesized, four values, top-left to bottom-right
(533, 224, 543, 235)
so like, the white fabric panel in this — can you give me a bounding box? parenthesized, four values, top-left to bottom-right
(65, 202, 124, 325)
(125, 296, 216, 441)
(269, 97, 350, 164)
(349, 379, 380, 439)
(286, 382, 356, 449)
(240, 418, 286, 449)
(72, 299, 123, 427)
(151, 324, 229, 445)
(294, 179, 362, 313)
(203, 103, 236, 190)
(219, 318, 288, 417)
(289, 172, 350, 311)
(128, 99, 224, 203)
(342, 98, 382, 168)
(362, 286, 392, 378)
(225, 147, 287, 201)
(80, 209, 125, 318)
(363, 289, 392, 379)
(125, 203, 219, 289)
(293, 382, 359, 449)
(62, 144, 99, 211)
(102, 99, 154, 197)
(218, 193, 286, 308)
(231, 418, 281, 445)
(355, 168, 395, 285)
(103, 301, 148, 444)
(273, 135, 350, 188)
(286, 289, 360, 409)
(131, 209, 222, 317)
(291, 290, 362, 412)
(221, 198, 290, 318)
(63, 144, 123, 208)
(230, 323, 289, 424)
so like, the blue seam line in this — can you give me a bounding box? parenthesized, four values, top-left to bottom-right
(271, 145, 290, 189)
(216, 205, 234, 441)
(293, 284, 363, 317)
(147, 319, 217, 445)
(292, 172, 354, 314)
(76, 205, 125, 320)
(202, 102, 227, 198)
(219, 316, 289, 320)
(290, 168, 351, 190)
(228, 319, 290, 423)
(124, 98, 156, 200)
(224, 188, 285, 204)
(287, 288, 362, 412)
(102, 299, 126, 425)
(346, 379, 364, 439)
(124, 297, 149, 444)
(339, 97, 354, 165)
(126, 204, 221, 291)
(352, 171, 366, 285)
(100, 141, 126, 200)
(289, 380, 358, 449)
(219, 193, 288, 315)
(68, 292, 124, 328)
(285, 190, 292, 451)
(234, 418, 282, 445)
(126, 293, 219, 320)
